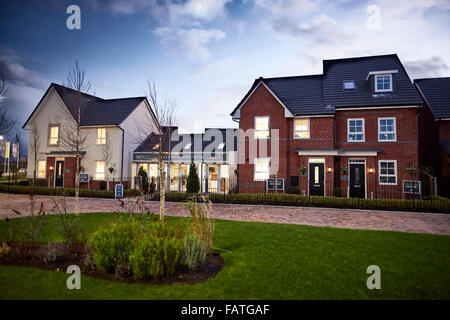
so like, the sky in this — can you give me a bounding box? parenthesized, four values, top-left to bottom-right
(1, 0, 450, 144)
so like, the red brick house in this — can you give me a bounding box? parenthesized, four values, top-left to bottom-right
(414, 77, 450, 196)
(230, 54, 423, 198)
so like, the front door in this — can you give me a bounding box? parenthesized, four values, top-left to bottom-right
(55, 160, 64, 187)
(309, 162, 324, 196)
(349, 163, 365, 198)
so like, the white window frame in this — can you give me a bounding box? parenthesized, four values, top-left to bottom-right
(254, 116, 270, 140)
(378, 117, 396, 142)
(375, 74, 392, 92)
(293, 118, 310, 139)
(254, 157, 270, 181)
(347, 118, 365, 142)
(37, 160, 46, 178)
(378, 160, 397, 185)
(96, 128, 106, 145)
(95, 161, 105, 180)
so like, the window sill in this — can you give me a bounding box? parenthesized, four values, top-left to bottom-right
(379, 182, 397, 186)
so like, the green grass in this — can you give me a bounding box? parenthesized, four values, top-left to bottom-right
(1, 213, 449, 300)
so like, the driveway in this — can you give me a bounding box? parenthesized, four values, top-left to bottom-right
(1, 193, 450, 235)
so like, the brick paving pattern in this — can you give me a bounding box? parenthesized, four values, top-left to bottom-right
(0, 193, 449, 235)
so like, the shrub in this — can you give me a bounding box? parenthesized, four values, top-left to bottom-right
(186, 161, 200, 194)
(0, 242, 11, 257)
(129, 234, 183, 279)
(99, 181, 107, 190)
(185, 196, 215, 253)
(40, 242, 67, 264)
(288, 186, 299, 194)
(51, 197, 86, 244)
(181, 233, 208, 269)
(17, 180, 29, 186)
(88, 221, 138, 274)
(333, 187, 342, 197)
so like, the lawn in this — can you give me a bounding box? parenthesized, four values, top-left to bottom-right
(0, 212, 449, 299)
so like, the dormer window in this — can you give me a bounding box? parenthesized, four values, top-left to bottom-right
(343, 80, 356, 90)
(375, 74, 392, 92)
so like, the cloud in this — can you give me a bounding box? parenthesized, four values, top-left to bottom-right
(404, 56, 450, 79)
(0, 46, 47, 90)
(194, 58, 234, 77)
(154, 27, 225, 61)
(169, 0, 232, 25)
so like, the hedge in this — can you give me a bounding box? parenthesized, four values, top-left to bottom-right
(149, 191, 450, 213)
(0, 184, 139, 198)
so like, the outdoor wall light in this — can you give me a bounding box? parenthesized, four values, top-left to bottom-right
(327, 167, 332, 172)
(49, 166, 54, 170)
(369, 168, 374, 173)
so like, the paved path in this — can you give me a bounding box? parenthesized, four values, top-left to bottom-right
(1, 193, 450, 235)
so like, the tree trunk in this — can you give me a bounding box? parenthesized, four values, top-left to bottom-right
(159, 134, 165, 221)
(75, 156, 79, 216)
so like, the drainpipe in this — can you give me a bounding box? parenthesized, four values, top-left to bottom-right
(119, 126, 124, 184)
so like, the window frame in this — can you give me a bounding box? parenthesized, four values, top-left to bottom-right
(378, 160, 397, 185)
(347, 118, 365, 142)
(95, 160, 105, 180)
(254, 116, 270, 140)
(254, 157, 270, 181)
(293, 118, 310, 139)
(96, 128, 106, 145)
(374, 74, 393, 92)
(47, 123, 60, 146)
(37, 160, 46, 178)
(378, 117, 397, 142)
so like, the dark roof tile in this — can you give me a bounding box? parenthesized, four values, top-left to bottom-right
(415, 77, 450, 119)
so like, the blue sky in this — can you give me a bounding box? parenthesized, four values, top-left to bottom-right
(1, 0, 450, 139)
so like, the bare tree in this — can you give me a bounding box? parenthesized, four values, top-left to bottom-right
(60, 60, 92, 215)
(101, 131, 114, 191)
(29, 124, 41, 193)
(60, 106, 88, 216)
(0, 71, 16, 137)
(144, 81, 177, 221)
(64, 60, 92, 93)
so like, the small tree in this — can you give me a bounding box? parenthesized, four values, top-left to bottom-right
(101, 131, 114, 190)
(29, 124, 41, 194)
(186, 161, 200, 194)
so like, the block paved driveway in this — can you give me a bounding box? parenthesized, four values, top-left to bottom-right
(1, 193, 449, 235)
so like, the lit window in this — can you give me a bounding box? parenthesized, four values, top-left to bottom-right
(375, 74, 392, 92)
(38, 160, 46, 178)
(254, 158, 270, 181)
(184, 143, 192, 149)
(48, 125, 59, 145)
(254, 116, 269, 139)
(379, 160, 397, 185)
(153, 144, 160, 150)
(97, 128, 106, 144)
(294, 119, 310, 139)
(95, 161, 105, 180)
(348, 119, 364, 142)
(218, 143, 225, 149)
(378, 118, 396, 141)
(343, 80, 356, 90)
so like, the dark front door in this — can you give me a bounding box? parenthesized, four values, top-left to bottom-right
(309, 163, 324, 196)
(349, 163, 365, 198)
(55, 160, 64, 187)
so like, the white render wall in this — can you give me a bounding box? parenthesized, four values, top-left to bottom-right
(24, 87, 157, 186)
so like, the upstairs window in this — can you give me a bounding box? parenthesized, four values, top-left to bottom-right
(343, 80, 356, 90)
(347, 119, 364, 142)
(254, 116, 269, 139)
(97, 128, 106, 145)
(218, 142, 225, 149)
(375, 74, 392, 92)
(254, 158, 270, 181)
(48, 124, 60, 146)
(378, 118, 396, 141)
(294, 119, 310, 139)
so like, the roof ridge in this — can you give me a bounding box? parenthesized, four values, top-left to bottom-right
(263, 74, 323, 80)
(323, 53, 397, 63)
(51, 82, 103, 100)
(414, 77, 450, 81)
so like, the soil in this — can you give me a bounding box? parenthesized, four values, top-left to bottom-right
(0, 242, 224, 285)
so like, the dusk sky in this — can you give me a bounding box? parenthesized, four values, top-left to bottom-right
(1, 0, 450, 138)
